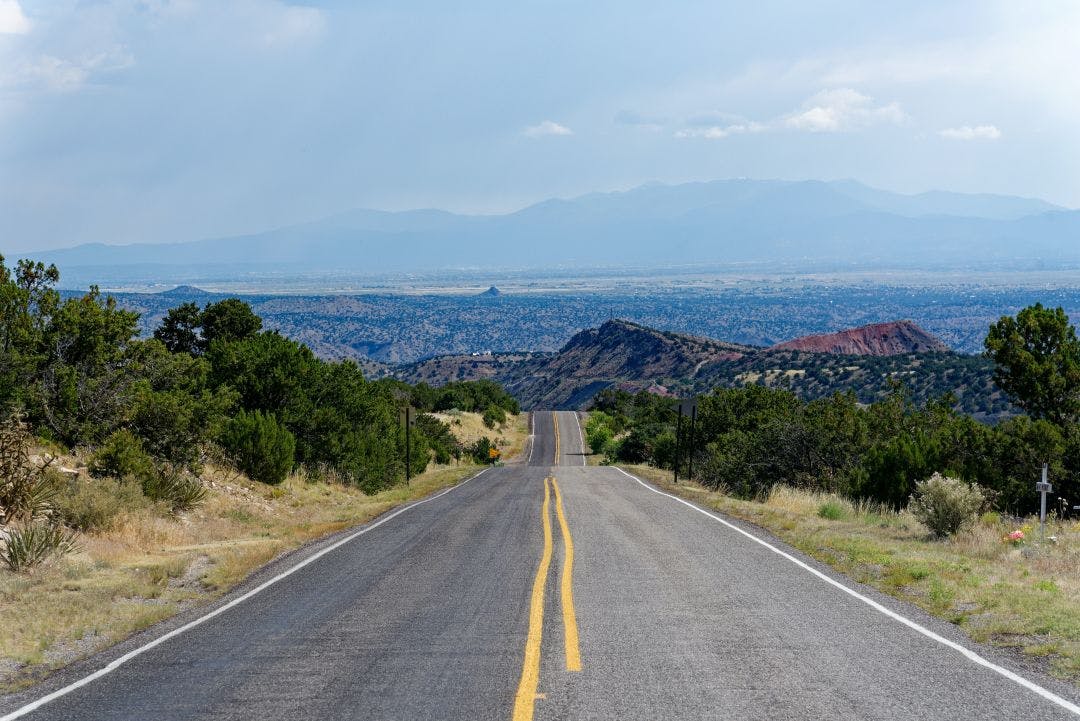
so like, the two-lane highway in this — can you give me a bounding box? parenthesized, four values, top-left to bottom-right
(3, 411, 1079, 720)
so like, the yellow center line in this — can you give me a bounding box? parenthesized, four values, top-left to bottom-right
(512, 478, 554, 721)
(550, 477, 581, 672)
(552, 412, 560, 466)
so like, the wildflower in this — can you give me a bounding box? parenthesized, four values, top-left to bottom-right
(1003, 529, 1025, 546)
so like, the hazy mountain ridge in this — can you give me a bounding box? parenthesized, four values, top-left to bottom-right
(31, 179, 1077, 274)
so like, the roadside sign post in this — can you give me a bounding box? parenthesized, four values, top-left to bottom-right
(1036, 463, 1052, 542)
(401, 406, 415, 485)
(674, 405, 683, 484)
(678, 398, 699, 484)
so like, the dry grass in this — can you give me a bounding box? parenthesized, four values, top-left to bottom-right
(432, 411, 528, 460)
(622, 463, 1080, 686)
(0, 414, 527, 692)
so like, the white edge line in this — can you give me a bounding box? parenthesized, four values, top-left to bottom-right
(527, 412, 535, 464)
(1, 468, 490, 721)
(574, 411, 586, 466)
(613, 467, 1080, 717)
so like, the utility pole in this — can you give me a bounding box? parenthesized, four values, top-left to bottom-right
(674, 405, 683, 484)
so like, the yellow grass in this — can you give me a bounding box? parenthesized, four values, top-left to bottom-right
(621, 464, 1080, 686)
(0, 413, 526, 691)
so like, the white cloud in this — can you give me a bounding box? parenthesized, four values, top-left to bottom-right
(674, 121, 764, 139)
(784, 88, 905, 132)
(938, 124, 1002, 141)
(0, 0, 29, 34)
(523, 120, 573, 137)
(674, 89, 902, 139)
(4, 46, 134, 92)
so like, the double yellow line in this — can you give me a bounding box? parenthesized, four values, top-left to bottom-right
(512, 475, 581, 721)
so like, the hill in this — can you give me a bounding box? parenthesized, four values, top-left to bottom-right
(771, 320, 950, 355)
(30, 179, 1079, 279)
(392, 318, 1012, 419)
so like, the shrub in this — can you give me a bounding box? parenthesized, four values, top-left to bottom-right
(482, 405, 506, 429)
(142, 464, 207, 512)
(219, 411, 295, 485)
(909, 472, 986, 537)
(89, 430, 154, 480)
(2, 523, 78, 572)
(469, 437, 497, 464)
(53, 476, 145, 532)
(818, 500, 847, 520)
(0, 413, 59, 526)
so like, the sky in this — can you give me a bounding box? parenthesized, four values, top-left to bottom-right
(2, 0, 1079, 252)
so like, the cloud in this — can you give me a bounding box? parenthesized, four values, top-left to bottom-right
(674, 89, 902, 139)
(784, 88, 905, 132)
(4, 46, 134, 92)
(523, 120, 573, 137)
(938, 124, 1001, 141)
(0, 0, 29, 34)
(674, 121, 765, 139)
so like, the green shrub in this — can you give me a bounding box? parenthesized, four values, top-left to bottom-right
(2, 523, 78, 572)
(89, 430, 154, 480)
(142, 464, 207, 512)
(219, 410, 295, 485)
(482, 405, 506, 429)
(909, 472, 986, 538)
(53, 476, 145, 532)
(469, 437, 497, 464)
(817, 500, 847, 520)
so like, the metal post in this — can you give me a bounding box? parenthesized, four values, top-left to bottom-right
(688, 404, 697, 482)
(1038, 463, 1050, 541)
(674, 405, 683, 484)
(405, 406, 411, 485)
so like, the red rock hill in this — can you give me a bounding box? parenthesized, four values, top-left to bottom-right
(770, 320, 949, 355)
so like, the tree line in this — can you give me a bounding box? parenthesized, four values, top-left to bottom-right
(0, 258, 518, 495)
(587, 303, 1080, 515)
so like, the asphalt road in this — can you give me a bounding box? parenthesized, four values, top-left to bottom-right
(3, 411, 1079, 720)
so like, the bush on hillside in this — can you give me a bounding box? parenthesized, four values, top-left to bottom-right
(219, 410, 296, 485)
(53, 475, 145, 532)
(909, 473, 986, 538)
(89, 430, 154, 481)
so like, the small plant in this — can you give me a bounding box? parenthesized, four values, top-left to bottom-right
(89, 430, 154, 480)
(142, 464, 207, 512)
(817, 500, 847, 520)
(53, 475, 145, 532)
(909, 473, 986, 538)
(2, 523, 78, 572)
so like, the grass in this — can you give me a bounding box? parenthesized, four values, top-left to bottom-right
(620, 463, 1080, 686)
(0, 412, 526, 692)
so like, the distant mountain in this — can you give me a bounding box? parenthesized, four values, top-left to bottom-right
(29, 179, 1079, 278)
(478, 286, 502, 297)
(770, 320, 949, 355)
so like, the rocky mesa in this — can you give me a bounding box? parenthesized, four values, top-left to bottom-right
(770, 320, 949, 355)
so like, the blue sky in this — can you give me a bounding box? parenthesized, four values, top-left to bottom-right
(2, 0, 1078, 251)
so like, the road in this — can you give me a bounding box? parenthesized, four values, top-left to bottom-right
(3, 410, 1079, 720)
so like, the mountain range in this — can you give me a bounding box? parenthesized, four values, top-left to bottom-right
(29, 179, 1078, 276)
